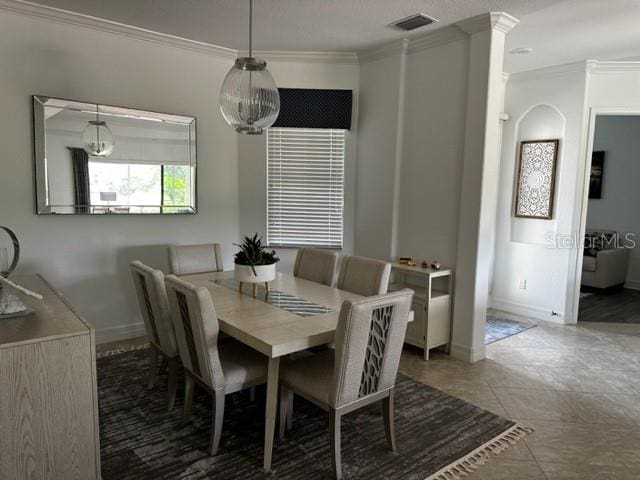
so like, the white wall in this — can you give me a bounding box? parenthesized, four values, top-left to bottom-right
(397, 38, 469, 268)
(587, 115, 640, 287)
(238, 59, 360, 274)
(0, 10, 240, 340)
(354, 49, 405, 260)
(491, 63, 588, 322)
(492, 62, 640, 323)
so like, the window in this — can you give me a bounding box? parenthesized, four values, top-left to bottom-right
(267, 128, 345, 248)
(88, 161, 191, 213)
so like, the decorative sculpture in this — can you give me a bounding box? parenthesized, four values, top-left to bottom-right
(0, 226, 42, 318)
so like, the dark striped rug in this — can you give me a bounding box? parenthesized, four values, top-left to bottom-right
(98, 348, 531, 479)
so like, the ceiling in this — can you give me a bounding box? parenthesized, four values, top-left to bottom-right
(25, 0, 640, 73)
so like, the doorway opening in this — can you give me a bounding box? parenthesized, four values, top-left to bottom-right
(577, 115, 640, 324)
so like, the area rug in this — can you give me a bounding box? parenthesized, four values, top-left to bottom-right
(97, 348, 532, 480)
(485, 315, 537, 345)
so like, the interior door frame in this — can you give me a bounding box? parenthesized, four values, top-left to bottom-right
(565, 106, 640, 323)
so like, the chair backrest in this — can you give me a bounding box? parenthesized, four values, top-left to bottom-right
(331, 289, 413, 409)
(337, 256, 391, 296)
(293, 248, 339, 287)
(165, 274, 224, 390)
(130, 261, 177, 357)
(168, 243, 223, 275)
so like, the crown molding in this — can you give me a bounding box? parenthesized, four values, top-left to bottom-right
(456, 12, 519, 35)
(239, 50, 359, 65)
(0, 0, 237, 59)
(358, 38, 408, 63)
(508, 61, 588, 82)
(586, 60, 640, 73)
(358, 25, 467, 63)
(406, 26, 466, 54)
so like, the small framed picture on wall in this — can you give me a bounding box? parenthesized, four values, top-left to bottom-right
(588, 151, 605, 199)
(514, 139, 559, 219)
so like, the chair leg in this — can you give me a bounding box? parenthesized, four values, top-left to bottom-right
(279, 386, 290, 440)
(159, 356, 168, 373)
(382, 389, 396, 452)
(182, 373, 195, 425)
(210, 389, 225, 456)
(330, 409, 342, 480)
(147, 348, 159, 389)
(286, 389, 293, 431)
(167, 357, 179, 411)
(249, 386, 256, 402)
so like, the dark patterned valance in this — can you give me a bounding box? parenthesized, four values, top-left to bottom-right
(273, 88, 352, 130)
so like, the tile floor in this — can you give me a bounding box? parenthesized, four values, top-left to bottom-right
(98, 313, 640, 479)
(400, 313, 640, 480)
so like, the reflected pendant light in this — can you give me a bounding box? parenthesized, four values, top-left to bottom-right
(82, 105, 114, 157)
(219, 0, 279, 135)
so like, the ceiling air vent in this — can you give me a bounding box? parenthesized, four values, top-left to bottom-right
(390, 13, 439, 31)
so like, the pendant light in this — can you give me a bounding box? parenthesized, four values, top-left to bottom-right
(82, 105, 114, 157)
(219, 0, 279, 135)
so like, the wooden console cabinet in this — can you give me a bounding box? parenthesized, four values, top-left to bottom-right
(389, 263, 454, 360)
(0, 275, 100, 480)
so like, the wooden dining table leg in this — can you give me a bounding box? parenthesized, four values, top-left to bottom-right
(263, 356, 280, 472)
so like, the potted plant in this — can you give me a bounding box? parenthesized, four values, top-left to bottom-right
(233, 234, 279, 288)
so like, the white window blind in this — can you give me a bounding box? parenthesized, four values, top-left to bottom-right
(267, 127, 345, 248)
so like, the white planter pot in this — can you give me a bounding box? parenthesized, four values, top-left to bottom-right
(234, 263, 276, 284)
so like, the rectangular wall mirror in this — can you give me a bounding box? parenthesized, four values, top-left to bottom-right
(33, 96, 197, 214)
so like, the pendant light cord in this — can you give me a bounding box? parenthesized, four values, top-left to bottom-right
(249, 0, 253, 58)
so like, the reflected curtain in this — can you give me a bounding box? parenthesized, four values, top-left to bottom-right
(68, 147, 90, 213)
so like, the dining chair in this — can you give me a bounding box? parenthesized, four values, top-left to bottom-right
(337, 255, 391, 296)
(293, 247, 339, 287)
(278, 289, 413, 479)
(130, 261, 180, 411)
(164, 274, 268, 455)
(168, 243, 223, 275)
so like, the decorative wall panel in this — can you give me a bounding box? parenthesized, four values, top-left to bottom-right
(514, 139, 559, 219)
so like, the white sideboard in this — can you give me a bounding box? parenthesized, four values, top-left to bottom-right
(389, 263, 454, 360)
(0, 275, 100, 480)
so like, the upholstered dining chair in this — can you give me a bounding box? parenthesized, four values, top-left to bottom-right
(337, 255, 391, 297)
(278, 289, 414, 480)
(164, 274, 268, 456)
(130, 261, 180, 411)
(168, 243, 223, 275)
(293, 247, 340, 287)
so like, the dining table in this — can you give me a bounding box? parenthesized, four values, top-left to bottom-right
(180, 269, 364, 472)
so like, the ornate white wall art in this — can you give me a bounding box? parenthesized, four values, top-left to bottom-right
(515, 139, 559, 219)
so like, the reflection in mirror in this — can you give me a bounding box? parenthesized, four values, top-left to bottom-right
(33, 96, 197, 215)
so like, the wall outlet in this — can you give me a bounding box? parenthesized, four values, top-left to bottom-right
(519, 279, 527, 290)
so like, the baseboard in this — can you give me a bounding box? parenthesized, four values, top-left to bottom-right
(624, 280, 640, 291)
(96, 322, 146, 345)
(449, 342, 485, 363)
(490, 297, 566, 324)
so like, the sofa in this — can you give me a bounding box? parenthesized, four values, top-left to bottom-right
(581, 230, 630, 289)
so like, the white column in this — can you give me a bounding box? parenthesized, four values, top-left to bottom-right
(451, 13, 519, 362)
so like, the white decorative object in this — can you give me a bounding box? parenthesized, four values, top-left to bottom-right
(234, 263, 276, 284)
(0, 226, 42, 318)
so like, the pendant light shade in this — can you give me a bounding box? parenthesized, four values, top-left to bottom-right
(219, 0, 279, 135)
(82, 107, 114, 157)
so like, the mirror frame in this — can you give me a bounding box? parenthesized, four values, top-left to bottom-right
(32, 95, 198, 215)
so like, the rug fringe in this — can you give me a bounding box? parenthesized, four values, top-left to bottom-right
(424, 423, 534, 480)
(96, 343, 150, 358)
